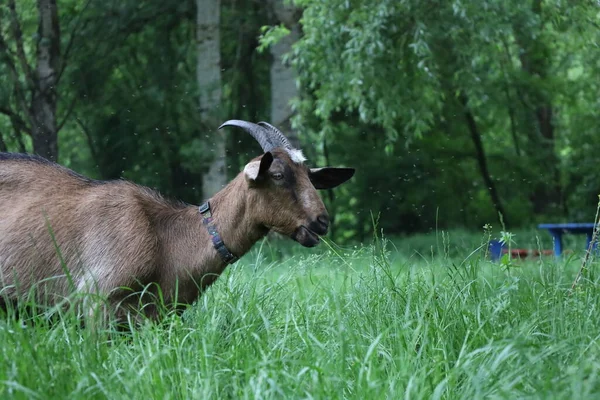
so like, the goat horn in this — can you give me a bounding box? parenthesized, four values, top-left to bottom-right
(257, 122, 292, 150)
(218, 120, 292, 153)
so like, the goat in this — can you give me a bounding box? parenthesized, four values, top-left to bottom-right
(0, 120, 354, 322)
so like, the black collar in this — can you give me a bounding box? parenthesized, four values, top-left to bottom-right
(199, 201, 238, 264)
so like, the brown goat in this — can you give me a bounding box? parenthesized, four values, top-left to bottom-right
(0, 120, 354, 322)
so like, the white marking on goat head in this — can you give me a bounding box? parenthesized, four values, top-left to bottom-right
(286, 148, 306, 164)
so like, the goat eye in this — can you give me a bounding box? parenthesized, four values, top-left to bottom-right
(272, 173, 284, 180)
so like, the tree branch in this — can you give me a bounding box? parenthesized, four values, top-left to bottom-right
(9, 121, 27, 153)
(75, 116, 98, 164)
(0, 108, 29, 152)
(56, 0, 92, 86)
(57, 95, 77, 132)
(459, 91, 509, 227)
(7, 0, 35, 89)
(0, 31, 35, 128)
(0, 106, 31, 134)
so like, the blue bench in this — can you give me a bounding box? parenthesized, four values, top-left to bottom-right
(538, 223, 597, 256)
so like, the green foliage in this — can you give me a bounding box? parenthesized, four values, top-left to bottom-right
(257, 24, 290, 53)
(288, 0, 600, 233)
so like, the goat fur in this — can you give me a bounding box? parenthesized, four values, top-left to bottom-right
(0, 149, 349, 321)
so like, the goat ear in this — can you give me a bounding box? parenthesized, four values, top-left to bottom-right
(244, 152, 274, 181)
(309, 167, 355, 190)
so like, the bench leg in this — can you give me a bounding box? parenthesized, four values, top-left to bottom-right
(550, 230, 562, 256)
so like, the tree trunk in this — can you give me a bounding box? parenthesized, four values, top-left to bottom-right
(197, 0, 225, 198)
(459, 93, 509, 226)
(269, 0, 301, 147)
(32, 0, 60, 161)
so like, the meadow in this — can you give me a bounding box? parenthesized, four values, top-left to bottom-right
(1, 229, 600, 399)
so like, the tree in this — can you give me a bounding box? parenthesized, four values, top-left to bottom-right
(197, 0, 225, 198)
(0, 0, 63, 160)
(267, 0, 301, 147)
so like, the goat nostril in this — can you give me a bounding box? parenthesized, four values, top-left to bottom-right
(317, 214, 329, 227)
(308, 215, 329, 236)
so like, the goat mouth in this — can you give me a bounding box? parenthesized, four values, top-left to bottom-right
(291, 226, 320, 247)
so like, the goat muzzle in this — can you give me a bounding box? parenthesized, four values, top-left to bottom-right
(292, 214, 329, 247)
(291, 226, 321, 247)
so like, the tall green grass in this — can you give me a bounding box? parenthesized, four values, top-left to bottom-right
(1, 231, 599, 399)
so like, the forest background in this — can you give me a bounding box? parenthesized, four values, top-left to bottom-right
(1, 0, 598, 243)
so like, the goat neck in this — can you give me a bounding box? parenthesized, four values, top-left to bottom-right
(149, 173, 266, 302)
(206, 174, 268, 259)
